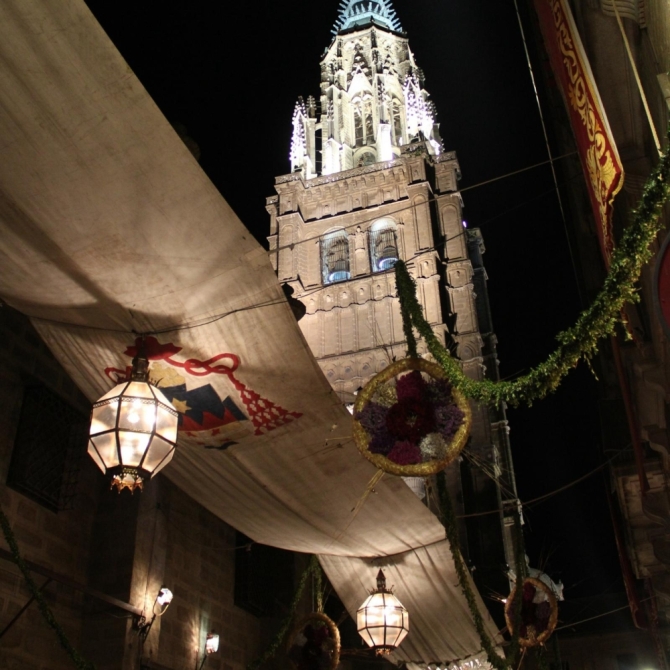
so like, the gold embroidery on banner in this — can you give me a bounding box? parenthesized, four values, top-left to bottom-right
(551, 0, 622, 258)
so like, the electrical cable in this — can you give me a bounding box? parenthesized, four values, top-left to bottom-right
(554, 596, 653, 631)
(457, 447, 630, 519)
(268, 151, 579, 257)
(14, 154, 581, 339)
(512, 0, 584, 307)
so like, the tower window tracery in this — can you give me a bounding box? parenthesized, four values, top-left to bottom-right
(369, 219, 399, 271)
(392, 99, 403, 145)
(354, 101, 364, 147)
(321, 230, 351, 284)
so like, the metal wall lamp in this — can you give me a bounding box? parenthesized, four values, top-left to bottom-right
(134, 586, 174, 641)
(197, 632, 220, 669)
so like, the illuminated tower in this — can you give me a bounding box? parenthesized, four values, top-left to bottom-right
(267, 0, 518, 599)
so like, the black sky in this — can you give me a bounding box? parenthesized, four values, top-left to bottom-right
(84, 0, 626, 620)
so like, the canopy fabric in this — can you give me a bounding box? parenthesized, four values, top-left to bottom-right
(0, 0, 447, 558)
(320, 541, 503, 666)
(0, 0, 500, 662)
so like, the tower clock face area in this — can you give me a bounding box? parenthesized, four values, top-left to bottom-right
(267, 0, 480, 405)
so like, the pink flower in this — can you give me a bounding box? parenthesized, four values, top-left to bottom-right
(387, 440, 422, 465)
(395, 371, 426, 402)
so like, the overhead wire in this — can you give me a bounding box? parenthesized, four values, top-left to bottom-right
(21, 153, 582, 339)
(267, 151, 579, 257)
(554, 596, 653, 631)
(457, 447, 630, 519)
(512, 0, 584, 308)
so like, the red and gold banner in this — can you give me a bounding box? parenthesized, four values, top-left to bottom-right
(533, 0, 624, 265)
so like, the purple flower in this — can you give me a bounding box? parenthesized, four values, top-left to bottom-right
(355, 402, 388, 434)
(435, 404, 465, 440)
(368, 427, 395, 455)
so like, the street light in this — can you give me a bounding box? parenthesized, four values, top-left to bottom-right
(135, 585, 174, 641)
(88, 342, 179, 492)
(357, 569, 409, 654)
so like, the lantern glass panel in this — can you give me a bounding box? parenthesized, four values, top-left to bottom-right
(123, 381, 157, 400)
(90, 432, 119, 469)
(155, 403, 178, 443)
(142, 435, 174, 474)
(118, 431, 151, 467)
(118, 398, 156, 433)
(87, 442, 106, 473)
(96, 382, 127, 403)
(152, 446, 175, 476)
(90, 399, 119, 435)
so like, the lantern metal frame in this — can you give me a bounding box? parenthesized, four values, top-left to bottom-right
(356, 569, 409, 655)
(88, 344, 179, 493)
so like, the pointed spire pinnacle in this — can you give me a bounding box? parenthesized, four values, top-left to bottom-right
(332, 0, 402, 35)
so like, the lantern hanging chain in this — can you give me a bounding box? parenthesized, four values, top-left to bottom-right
(247, 555, 320, 670)
(0, 504, 96, 670)
(436, 473, 512, 670)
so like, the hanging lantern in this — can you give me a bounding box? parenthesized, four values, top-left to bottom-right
(88, 344, 179, 492)
(357, 569, 409, 655)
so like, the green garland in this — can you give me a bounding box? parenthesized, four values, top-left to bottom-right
(247, 555, 320, 670)
(395, 132, 670, 406)
(436, 474, 512, 669)
(0, 504, 96, 670)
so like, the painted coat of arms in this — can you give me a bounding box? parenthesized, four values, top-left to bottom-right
(105, 336, 302, 449)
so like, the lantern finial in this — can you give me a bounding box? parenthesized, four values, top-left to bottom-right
(131, 337, 149, 382)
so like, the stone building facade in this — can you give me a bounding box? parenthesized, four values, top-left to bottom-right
(267, 0, 518, 601)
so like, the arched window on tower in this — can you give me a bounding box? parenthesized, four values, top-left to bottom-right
(364, 97, 374, 145)
(353, 101, 364, 147)
(321, 230, 351, 284)
(369, 219, 399, 272)
(392, 99, 403, 146)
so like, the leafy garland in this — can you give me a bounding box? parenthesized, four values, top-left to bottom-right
(0, 504, 96, 670)
(395, 131, 670, 406)
(437, 474, 515, 669)
(247, 555, 320, 670)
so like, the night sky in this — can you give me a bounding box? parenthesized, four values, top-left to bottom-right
(84, 0, 626, 627)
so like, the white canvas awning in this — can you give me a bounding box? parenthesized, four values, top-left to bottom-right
(0, 0, 501, 662)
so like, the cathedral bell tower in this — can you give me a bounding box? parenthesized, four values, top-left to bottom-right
(267, 0, 478, 405)
(267, 0, 519, 604)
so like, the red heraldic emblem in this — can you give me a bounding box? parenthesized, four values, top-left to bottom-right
(104, 336, 302, 449)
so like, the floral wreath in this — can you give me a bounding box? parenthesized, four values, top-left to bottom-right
(504, 577, 558, 648)
(353, 357, 471, 476)
(286, 612, 341, 670)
